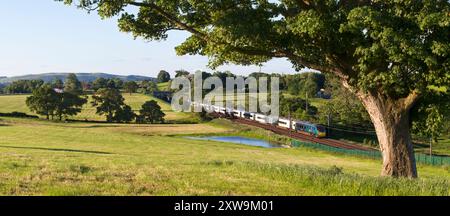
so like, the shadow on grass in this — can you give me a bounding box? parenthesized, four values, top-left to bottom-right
(0, 145, 113, 155)
(61, 125, 123, 129)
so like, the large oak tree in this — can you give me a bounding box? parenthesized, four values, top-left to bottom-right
(60, 0, 449, 178)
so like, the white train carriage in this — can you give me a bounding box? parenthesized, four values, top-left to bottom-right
(226, 107, 234, 115)
(232, 109, 244, 118)
(211, 105, 220, 113)
(219, 107, 227, 114)
(277, 118, 292, 129)
(266, 116, 279, 125)
(242, 112, 255, 120)
(291, 120, 298, 130)
(255, 114, 267, 124)
(203, 104, 213, 112)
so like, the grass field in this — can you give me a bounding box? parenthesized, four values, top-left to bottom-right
(0, 117, 449, 195)
(0, 94, 199, 123)
(157, 82, 170, 91)
(1, 93, 449, 154)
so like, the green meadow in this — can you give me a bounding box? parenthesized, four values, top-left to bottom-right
(0, 94, 198, 123)
(0, 94, 449, 195)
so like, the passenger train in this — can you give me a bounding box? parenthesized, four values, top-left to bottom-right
(191, 102, 327, 138)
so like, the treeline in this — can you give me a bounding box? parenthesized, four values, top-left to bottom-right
(164, 70, 326, 96)
(1, 70, 358, 128)
(24, 74, 165, 124)
(0, 70, 172, 95)
(1, 79, 45, 94)
(0, 77, 159, 96)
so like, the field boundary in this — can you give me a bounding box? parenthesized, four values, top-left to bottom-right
(292, 140, 450, 167)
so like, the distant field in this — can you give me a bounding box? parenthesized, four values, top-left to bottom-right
(0, 95, 31, 114)
(2, 94, 449, 154)
(0, 93, 198, 123)
(0, 117, 448, 195)
(283, 93, 328, 108)
(157, 82, 170, 91)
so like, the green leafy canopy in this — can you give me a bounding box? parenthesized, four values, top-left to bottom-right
(59, 0, 448, 100)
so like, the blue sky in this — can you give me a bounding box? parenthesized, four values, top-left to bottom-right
(0, 0, 299, 78)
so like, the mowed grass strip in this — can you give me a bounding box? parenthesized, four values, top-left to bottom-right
(0, 117, 448, 195)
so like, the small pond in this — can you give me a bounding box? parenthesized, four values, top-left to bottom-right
(185, 136, 282, 148)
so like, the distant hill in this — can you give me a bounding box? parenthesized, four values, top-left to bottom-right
(0, 73, 156, 84)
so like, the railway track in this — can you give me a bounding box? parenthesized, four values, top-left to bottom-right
(213, 113, 373, 151)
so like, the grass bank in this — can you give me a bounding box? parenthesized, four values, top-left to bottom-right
(0, 117, 448, 195)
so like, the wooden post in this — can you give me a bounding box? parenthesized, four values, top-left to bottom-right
(305, 92, 309, 114)
(327, 113, 331, 136)
(429, 137, 433, 157)
(288, 108, 292, 137)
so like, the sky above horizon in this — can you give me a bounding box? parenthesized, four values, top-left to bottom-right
(0, 0, 300, 78)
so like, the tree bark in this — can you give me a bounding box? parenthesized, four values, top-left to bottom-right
(359, 92, 418, 178)
(340, 79, 419, 178)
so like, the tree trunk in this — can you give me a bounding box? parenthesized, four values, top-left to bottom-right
(107, 112, 113, 123)
(359, 92, 418, 178)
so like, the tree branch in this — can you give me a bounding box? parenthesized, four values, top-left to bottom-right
(403, 91, 420, 110)
(126, 1, 344, 78)
(128, 1, 208, 40)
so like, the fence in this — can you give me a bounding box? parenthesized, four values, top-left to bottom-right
(291, 140, 450, 167)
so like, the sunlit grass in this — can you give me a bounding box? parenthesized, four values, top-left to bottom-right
(0, 117, 448, 195)
(0, 93, 198, 123)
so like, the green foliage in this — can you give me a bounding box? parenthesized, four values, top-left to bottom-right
(285, 72, 325, 97)
(64, 73, 83, 95)
(412, 89, 450, 143)
(123, 81, 138, 95)
(91, 88, 134, 123)
(280, 95, 317, 120)
(51, 78, 64, 89)
(137, 80, 158, 95)
(339, 2, 449, 96)
(320, 74, 372, 127)
(26, 85, 87, 120)
(157, 70, 171, 83)
(175, 69, 190, 78)
(4, 79, 44, 94)
(59, 0, 450, 176)
(137, 100, 165, 124)
(92, 77, 108, 91)
(112, 78, 124, 89)
(91, 77, 124, 91)
(60, 0, 449, 98)
(113, 104, 135, 123)
(55, 92, 88, 121)
(26, 85, 59, 120)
